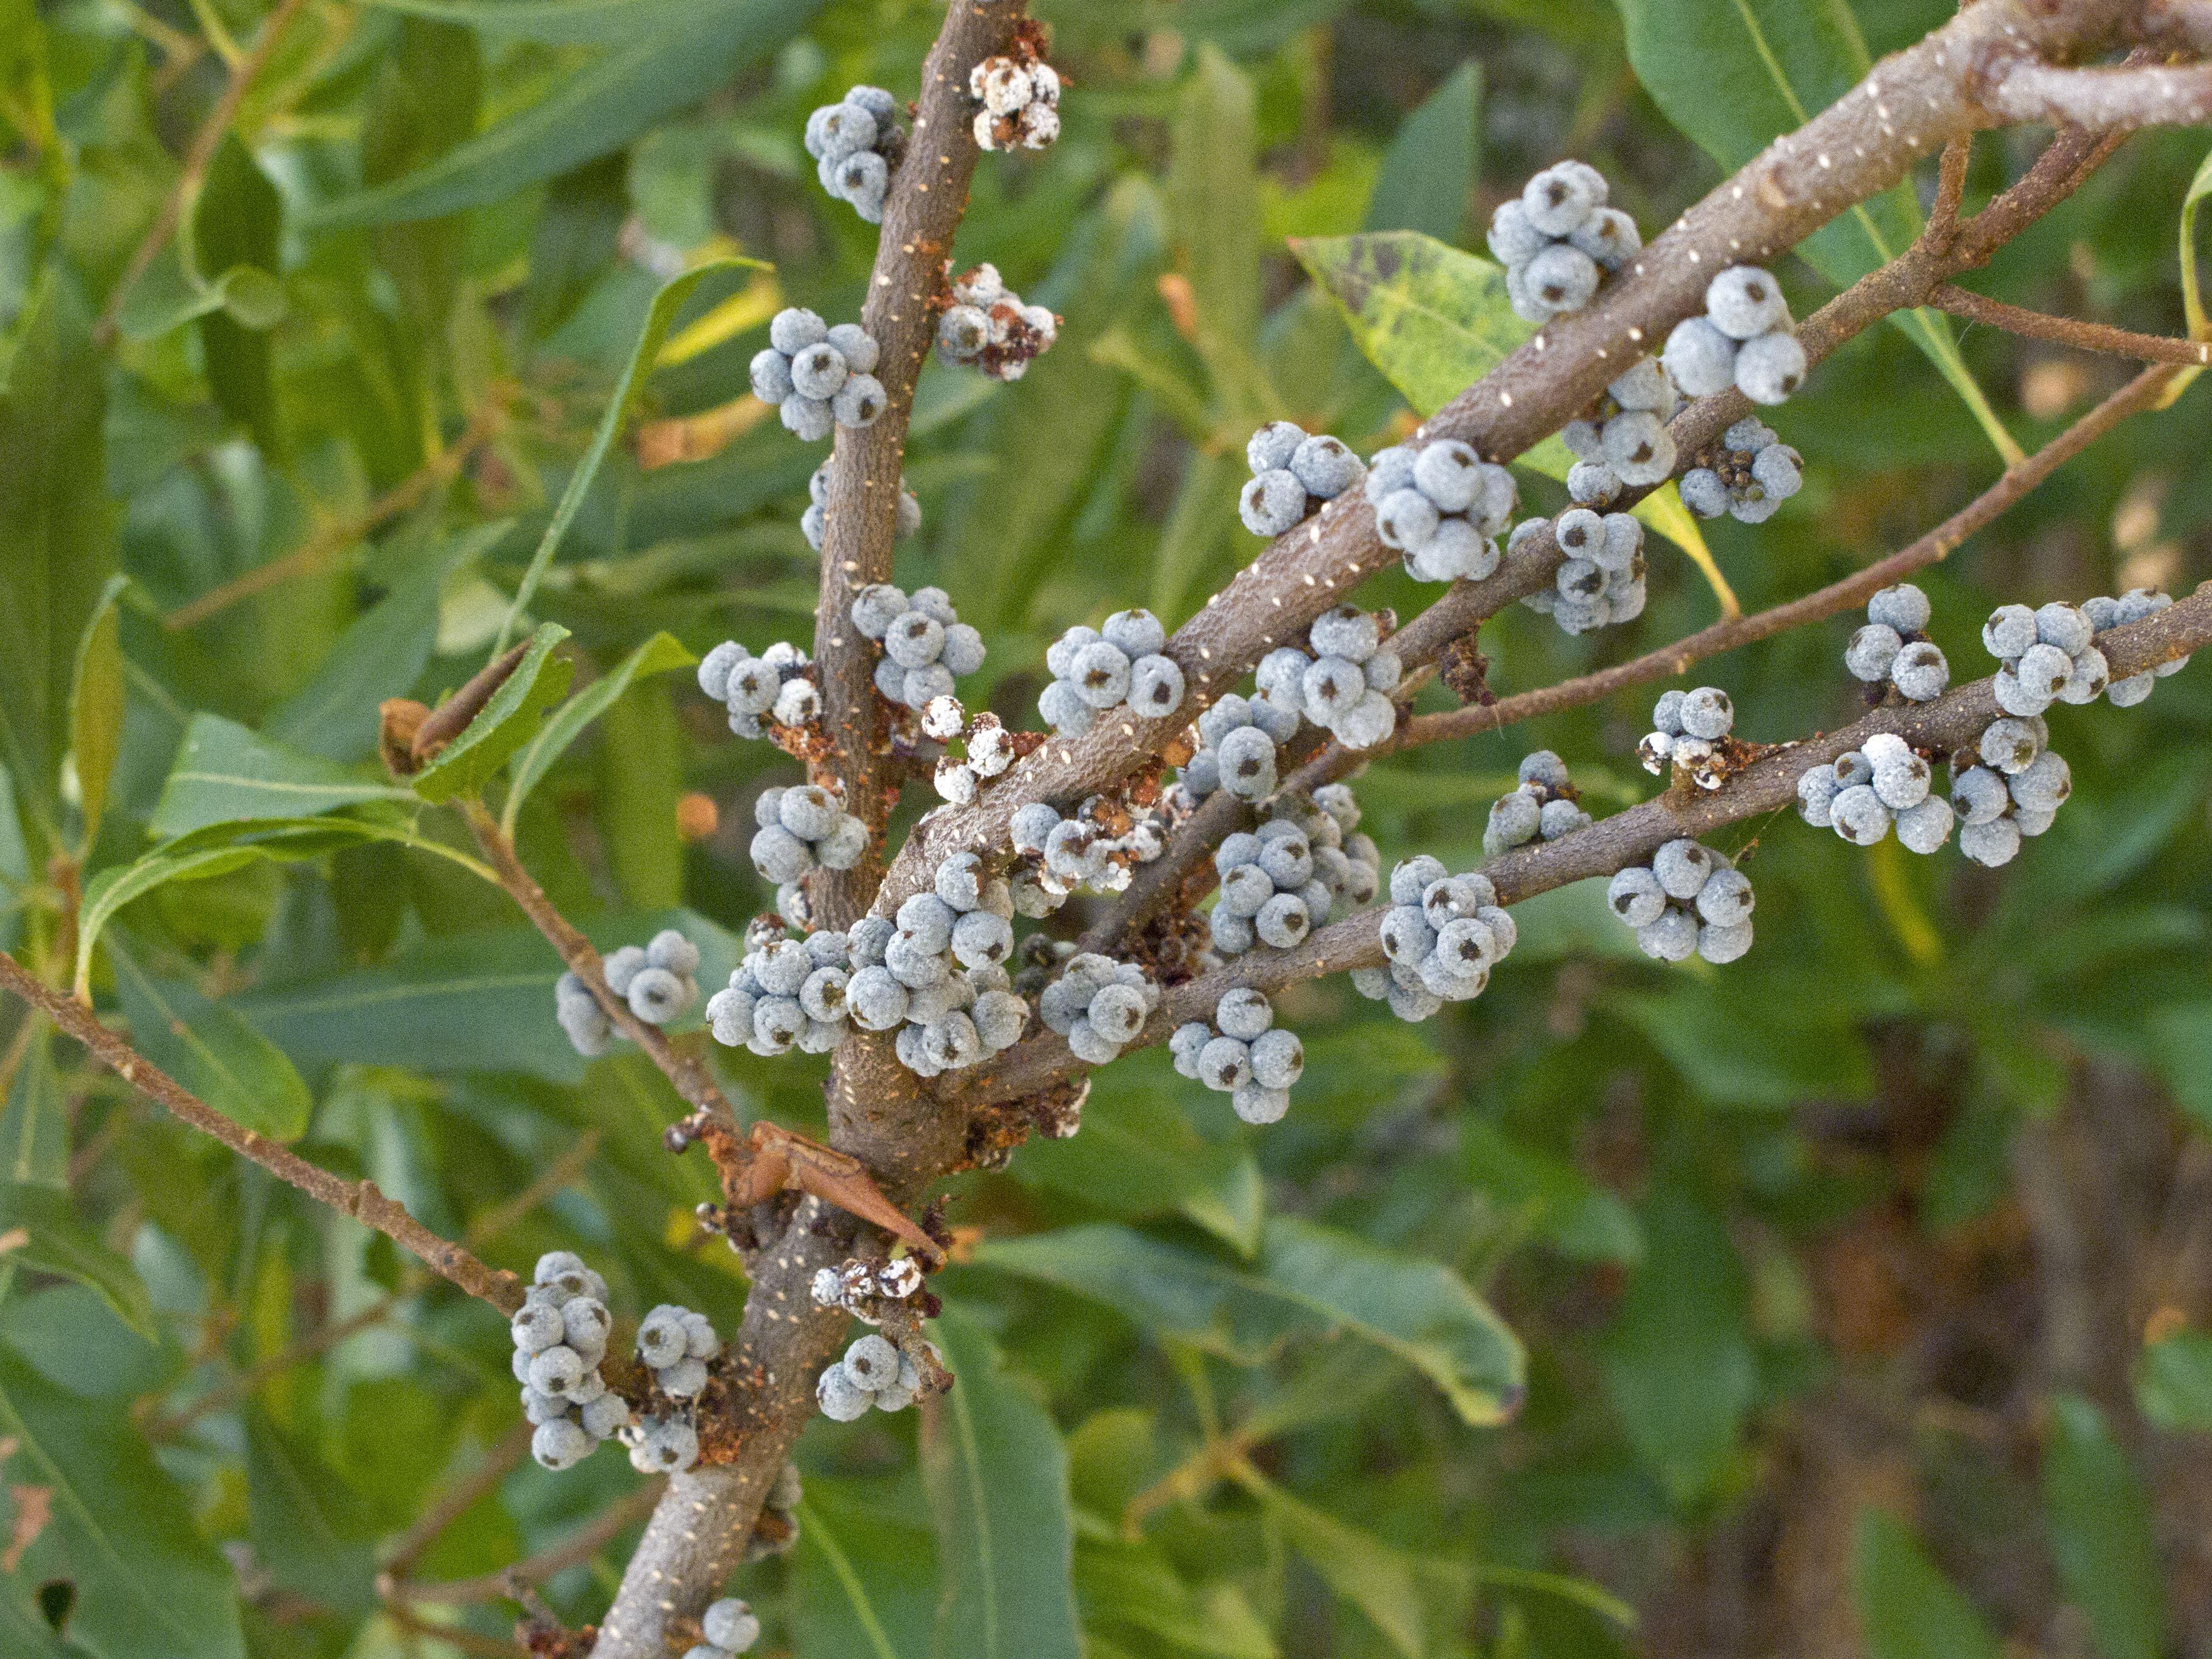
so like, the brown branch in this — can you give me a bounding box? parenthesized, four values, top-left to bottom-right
(966, 585, 2212, 1107)
(94, 0, 310, 347)
(1984, 55, 2212, 130)
(461, 799, 738, 1131)
(0, 949, 524, 1313)
(1928, 136, 1973, 244)
(1930, 284, 2212, 363)
(378, 1421, 537, 1583)
(1083, 118, 2133, 958)
(164, 395, 509, 631)
(383, 1482, 665, 1606)
(1402, 361, 2187, 748)
(867, 0, 2154, 927)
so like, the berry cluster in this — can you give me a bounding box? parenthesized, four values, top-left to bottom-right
(802, 460, 919, 554)
(936, 264, 1057, 382)
(1251, 604, 1403, 750)
(1796, 731, 1956, 854)
(554, 928, 700, 1057)
(874, 859, 1029, 1076)
(1986, 599, 2116, 716)
(685, 1598, 763, 1659)
(1038, 952, 1160, 1065)
(1238, 421, 1365, 537)
(969, 51, 1060, 151)
(1679, 417, 1803, 524)
(1209, 796, 1378, 957)
(1037, 609, 1186, 736)
(635, 1302, 721, 1403)
(1517, 506, 1646, 635)
(1366, 439, 1517, 583)
(2084, 588, 2189, 704)
(1486, 161, 1640, 323)
(928, 703, 1018, 804)
(1845, 583, 1950, 702)
(706, 923, 862, 1056)
(700, 639, 819, 737)
(805, 86, 904, 223)
(1352, 857, 1520, 1022)
(1950, 716, 2070, 868)
(851, 583, 987, 710)
(749, 785, 868, 926)
(750, 309, 887, 440)
(1483, 750, 1591, 856)
(1008, 796, 1169, 911)
(810, 1254, 926, 1323)
(817, 1333, 933, 1419)
(1637, 686, 1735, 787)
(511, 1252, 628, 1470)
(1605, 840, 1754, 963)
(1180, 691, 1301, 802)
(1562, 358, 1678, 504)
(1170, 987, 1305, 1124)
(1662, 266, 1806, 405)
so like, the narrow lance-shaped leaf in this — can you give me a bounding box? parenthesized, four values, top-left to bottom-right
(493, 255, 768, 655)
(409, 622, 575, 802)
(309, 1, 820, 226)
(107, 937, 315, 1144)
(151, 714, 420, 839)
(0, 1347, 246, 1659)
(1612, 0, 2023, 464)
(0, 1182, 156, 1338)
(65, 574, 129, 854)
(2043, 1393, 2168, 1659)
(919, 1305, 1083, 1659)
(1850, 1510, 2002, 1659)
(501, 629, 695, 834)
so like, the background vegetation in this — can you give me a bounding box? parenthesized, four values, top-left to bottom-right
(3, 0, 2212, 1655)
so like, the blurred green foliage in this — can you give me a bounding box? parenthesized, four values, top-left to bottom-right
(2, 0, 2211, 1655)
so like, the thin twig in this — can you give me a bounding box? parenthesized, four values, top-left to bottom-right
(1928, 136, 1972, 244)
(164, 396, 509, 629)
(1930, 284, 2212, 363)
(0, 950, 524, 1313)
(461, 799, 737, 1130)
(95, 0, 310, 346)
(379, 1421, 537, 1581)
(384, 1482, 666, 1605)
(1985, 55, 2212, 130)
(1401, 362, 2187, 747)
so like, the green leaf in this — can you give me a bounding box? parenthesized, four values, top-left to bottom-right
(1242, 1470, 1429, 1656)
(111, 247, 284, 343)
(792, 1486, 935, 1659)
(309, 2, 819, 227)
(266, 531, 500, 763)
(1850, 1510, 2002, 1659)
(244, 1408, 379, 1612)
(75, 817, 498, 997)
(236, 910, 734, 1082)
(193, 133, 286, 454)
(0, 1346, 245, 1659)
(1598, 1191, 1755, 1503)
(2180, 144, 2212, 341)
(1011, 1079, 1258, 1250)
(361, 0, 743, 44)
(0, 1183, 155, 1339)
(0, 274, 116, 857)
(408, 622, 575, 803)
(0, 1021, 67, 1188)
(920, 1306, 1083, 1659)
(501, 629, 694, 834)
(494, 256, 766, 655)
(976, 1218, 1524, 1425)
(2043, 1393, 2167, 1659)
(150, 714, 419, 839)
(1612, 0, 2022, 464)
(65, 574, 128, 853)
(107, 939, 314, 1142)
(1168, 45, 1264, 400)
(1364, 62, 1481, 244)
(2137, 1331, 2212, 1432)
(2147, 1004, 2212, 1133)
(1291, 230, 1712, 560)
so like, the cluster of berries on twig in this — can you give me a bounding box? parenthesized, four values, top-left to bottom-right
(1797, 732, 1956, 854)
(554, 929, 699, 1057)
(1354, 857, 1520, 1022)
(1487, 160, 1640, 323)
(1662, 265, 1806, 405)
(1606, 839, 1755, 964)
(852, 583, 987, 711)
(1845, 584, 1951, 702)
(511, 1253, 626, 1469)
(805, 85, 905, 223)
(1038, 609, 1187, 736)
(1251, 603, 1403, 750)
(1562, 358, 1678, 504)
(1484, 750, 1591, 856)
(1170, 987, 1304, 1124)
(1680, 417, 1803, 524)
(751, 309, 886, 440)
(968, 45, 1061, 152)
(936, 263, 1058, 382)
(1367, 439, 1517, 584)
(700, 639, 819, 738)
(1239, 421, 1365, 537)
(1037, 951, 1160, 1065)
(1950, 717, 2070, 868)
(1518, 506, 1647, 635)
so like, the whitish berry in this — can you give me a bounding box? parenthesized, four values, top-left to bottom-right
(1705, 266, 1789, 339)
(532, 1418, 593, 1471)
(703, 1599, 762, 1653)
